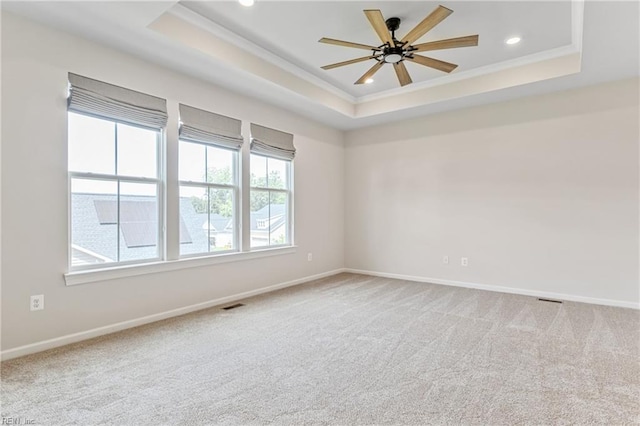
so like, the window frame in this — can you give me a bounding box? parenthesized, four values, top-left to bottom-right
(178, 139, 240, 258)
(67, 111, 164, 271)
(249, 153, 294, 250)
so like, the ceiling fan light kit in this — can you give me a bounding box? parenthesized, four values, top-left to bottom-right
(319, 5, 479, 87)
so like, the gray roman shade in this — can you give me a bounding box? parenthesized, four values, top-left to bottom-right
(178, 104, 243, 150)
(68, 73, 168, 129)
(250, 123, 296, 160)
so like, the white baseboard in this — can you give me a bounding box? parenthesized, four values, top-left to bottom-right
(1, 268, 346, 361)
(344, 268, 640, 310)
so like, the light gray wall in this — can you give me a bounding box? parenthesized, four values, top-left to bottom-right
(345, 78, 639, 305)
(1, 13, 345, 351)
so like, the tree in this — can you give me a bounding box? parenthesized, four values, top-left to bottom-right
(189, 167, 286, 215)
(250, 170, 286, 212)
(189, 167, 234, 217)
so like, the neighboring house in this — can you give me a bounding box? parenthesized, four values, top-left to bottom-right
(178, 199, 233, 257)
(71, 193, 209, 265)
(202, 214, 234, 250)
(250, 203, 287, 247)
(71, 193, 286, 265)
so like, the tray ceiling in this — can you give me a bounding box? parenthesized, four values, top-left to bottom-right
(183, 1, 572, 97)
(2, 1, 638, 129)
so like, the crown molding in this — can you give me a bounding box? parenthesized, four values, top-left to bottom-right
(170, 3, 356, 104)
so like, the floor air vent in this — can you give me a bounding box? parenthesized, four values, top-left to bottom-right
(222, 303, 245, 310)
(538, 298, 563, 304)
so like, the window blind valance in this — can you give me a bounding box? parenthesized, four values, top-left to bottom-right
(250, 123, 296, 161)
(68, 73, 168, 129)
(178, 104, 243, 150)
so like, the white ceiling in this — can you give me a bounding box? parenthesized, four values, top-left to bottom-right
(1, 1, 638, 130)
(183, 1, 572, 96)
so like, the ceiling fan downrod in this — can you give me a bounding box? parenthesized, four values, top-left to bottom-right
(385, 17, 401, 41)
(383, 17, 405, 63)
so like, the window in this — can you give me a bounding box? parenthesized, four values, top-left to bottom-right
(66, 75, 301, 280)
(179, 141, 238, 256)
(69, 113, 162, 268)
(177, 104, 243, 257)
(250, 154, 292, 248)
(67, 73, 167, 271)
(248, 123, 295, 249)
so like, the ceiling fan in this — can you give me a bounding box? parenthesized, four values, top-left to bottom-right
(319, 5, 479, 87)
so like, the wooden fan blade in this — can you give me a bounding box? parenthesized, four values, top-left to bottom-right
(319, 37, 379, 51)
(406, 55, 458, 73)
(322, 56, 377, 70)
(364, 10, 395, 47)
(401, 5, 453, 45)
(355, 61, 385, 84)
(393, 62, 413, 86)
(413, 35, 479, 52)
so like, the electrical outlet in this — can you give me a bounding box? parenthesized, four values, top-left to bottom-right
(307, 253, 313, 261)
(443, 256, 449, 265)
(30, 295, 44, 311)
(461, 257, 469, 267)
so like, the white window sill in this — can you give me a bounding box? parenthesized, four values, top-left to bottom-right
(64, 246, 297, 286)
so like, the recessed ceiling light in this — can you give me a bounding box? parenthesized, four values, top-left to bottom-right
(239, 0, 254, 6)
(365, 78, 374, 84)
(505, 37, 521, 45)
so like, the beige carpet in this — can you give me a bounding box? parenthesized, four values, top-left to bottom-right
(2, 273, 639, 425)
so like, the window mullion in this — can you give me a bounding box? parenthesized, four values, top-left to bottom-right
(250, 186, 288, 193)
(114, 122, 119, 176)
(116, 179, 121, 263)
(157, 130, 165, 262)
(268, 190, 272, 246)
(204, 146, 208, 184)
(115, 124, 120, 263)
(207, 187, 211, 253)
(179, 181, 235, 190)
(266, 157, 270, 190)
(233, 150, 240, 252)
(70, 172, 158, 184)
